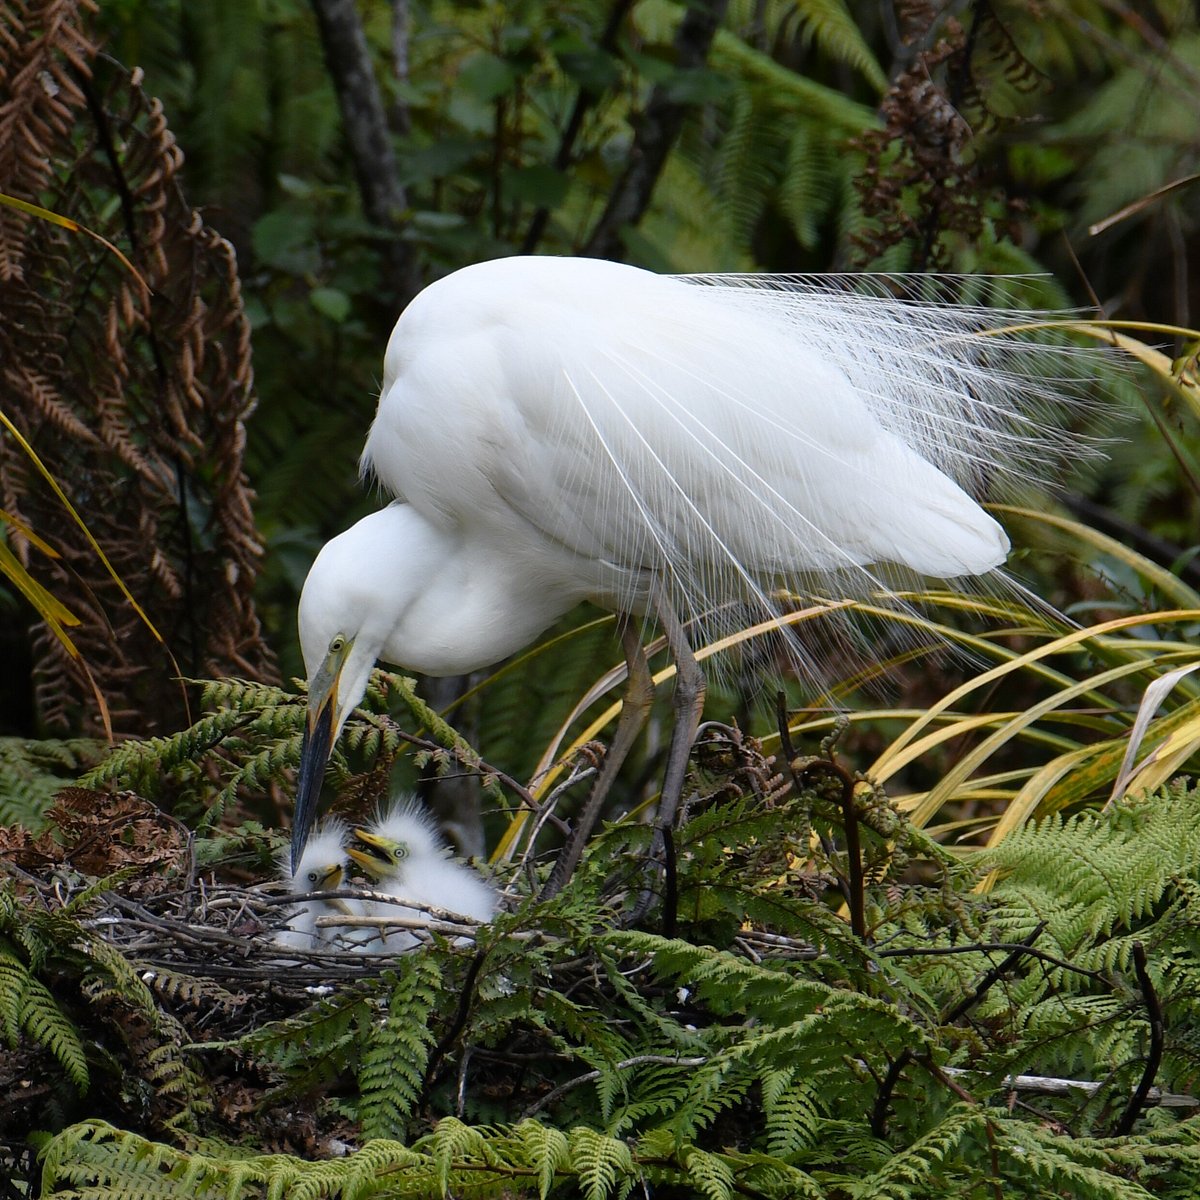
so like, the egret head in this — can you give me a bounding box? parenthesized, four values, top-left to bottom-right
(291, 527, 396, 871)
(347, 801, 446, 884)
(281, 818, 351, 896)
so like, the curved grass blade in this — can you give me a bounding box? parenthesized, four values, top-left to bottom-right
(0, 191, 150, 297)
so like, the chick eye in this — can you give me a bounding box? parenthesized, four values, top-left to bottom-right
(395, 845, 409, 861)
(306, 870, 319, 884)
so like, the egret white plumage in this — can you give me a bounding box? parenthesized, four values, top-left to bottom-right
(347, 800, 499, 925)
(275, 819, 359, 952)
(291, 255, 1086, 882)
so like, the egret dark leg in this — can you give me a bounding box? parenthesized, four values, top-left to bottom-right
(652, 592, 706, 839)
(649, 595, 705, 936)
(540, 616, 654, 899)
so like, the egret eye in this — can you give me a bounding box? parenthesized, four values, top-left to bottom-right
(330, 634, 346, 653)
(307, 870, 320, 884)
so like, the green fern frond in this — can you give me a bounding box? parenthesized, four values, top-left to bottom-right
(219, 986, 370, 1083)
(761, 1069, 821, 1158)
(600, 931, 835, 1024)
(678, 1143, 737, 1200)
(727, 0, 886, 91)
(778, 123, 838, 250)
(514, 1118, 572, 1200)
(851, 1105, 986, 1198)
(357, 958, 442, 1139)
(0, 945, 88, 1090)
(0, 736, 104, 829)
(569, 1125, 636, 1200)
(427, 1116, 491, 1193)
(982, 783, 1200, 953)
(993, 1114, 1167, 1199)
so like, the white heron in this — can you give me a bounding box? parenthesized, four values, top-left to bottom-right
(291, 255, 1088, 887)
(275, 818, 361, 953)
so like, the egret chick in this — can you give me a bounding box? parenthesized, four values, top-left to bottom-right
(275, 819, 358, 953)
(347, 800, 499, 928)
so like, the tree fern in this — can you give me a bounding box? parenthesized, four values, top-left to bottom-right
(514, 1119, 571, 1200)
(218, 981, 374, 1093)
(761, 1068, 822, 1159)
(78, 671, 496, 831)
(569, 1125, 637, 1200)
(25, 773, 1200, 1198)
(425, 1117, 492, 1194)
(726, 0, 887, 92)
(848, 1105, 987, 1199)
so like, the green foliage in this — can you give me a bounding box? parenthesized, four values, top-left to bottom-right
(12, 0, 1200, 1196)
(0, 883, 208, 1135)
(79, 672, 495, 832)
(10, 781, 1198, 1196)
(357, 959, 442, 1139)
(0, 736, 104, 830)
(0, 941, 88, 1092)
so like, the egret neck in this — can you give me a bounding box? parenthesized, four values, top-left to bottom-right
(291, 501, 586, 866)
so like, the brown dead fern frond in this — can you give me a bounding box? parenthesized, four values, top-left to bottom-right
(0, 1, 276, 738)
(851, 1, 1040, 270)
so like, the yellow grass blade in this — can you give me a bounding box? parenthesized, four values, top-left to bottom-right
(0, 539, 80, 632)
(1121, 712, 1200, 796)
(995, 505, 1200, 608)
(871, 611, 1200, 775)
(0, 509, 64, 559)
(973, 694, 1200, 890)
(0, 191, 150, 297)
(902, 657, 1169, 829)
(0, 409, 163, 643)
(1107, 661, 1200, 805)
(492, 600, 853, 863)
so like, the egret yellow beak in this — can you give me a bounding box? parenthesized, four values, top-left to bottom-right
(291, 635, 354, 872)
(346, 828, 394, 879)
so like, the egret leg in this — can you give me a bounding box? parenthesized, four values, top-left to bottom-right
(540, 616, 655, 899)
(652, 592, 706, 839)
(644, 595, 705, 935)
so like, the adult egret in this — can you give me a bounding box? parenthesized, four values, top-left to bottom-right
(275, 818, 361, 952)
(347, 800, 499, 926)
(291, 255, 1087, 884)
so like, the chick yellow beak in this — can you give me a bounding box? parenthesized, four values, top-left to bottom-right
(317, 863, 344, 890)
(346, 828, 393, 878)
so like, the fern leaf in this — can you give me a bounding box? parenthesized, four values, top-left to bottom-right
(357, 957, 442, 1138)
(570, 1126, 636, 1200)
(679, 1144, 737, 1200)
(515, 1119, 572, 1200)
(851, 1105, 986, 1197)
(0, 946, 88, 1090)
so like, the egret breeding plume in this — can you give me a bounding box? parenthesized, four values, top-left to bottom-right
(347, 800, 499, 925)
(292, 255, 1091, 884)
(275, 818, 360, 953)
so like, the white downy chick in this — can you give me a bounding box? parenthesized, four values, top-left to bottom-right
(275, 818, 362, 953)
(347, 799, 499, 937)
